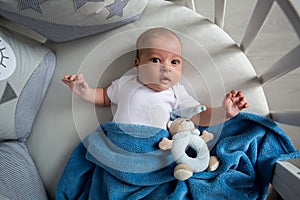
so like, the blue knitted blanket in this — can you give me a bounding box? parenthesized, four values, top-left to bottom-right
(56, 112, 300, 200)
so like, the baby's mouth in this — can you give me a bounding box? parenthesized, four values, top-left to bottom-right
(160, 76, 171, 84)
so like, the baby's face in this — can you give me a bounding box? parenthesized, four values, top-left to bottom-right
(135, 38, 182, 92)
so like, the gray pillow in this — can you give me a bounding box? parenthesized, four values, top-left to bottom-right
(0, 0, 148, 42)
(0, 26, 56, 140)
(0, 141, 47, 199)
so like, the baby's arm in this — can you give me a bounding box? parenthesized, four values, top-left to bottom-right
(61, 74, 111, 106)
(192, 90, 248, 126)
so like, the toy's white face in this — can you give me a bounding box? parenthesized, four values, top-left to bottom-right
(0, 37, 16, 80)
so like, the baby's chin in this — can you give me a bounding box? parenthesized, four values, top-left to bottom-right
(145, 82, 173, 92)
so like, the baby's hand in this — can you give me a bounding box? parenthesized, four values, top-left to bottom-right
(223, 90, 249, 119)
(61, 74, 89, 97)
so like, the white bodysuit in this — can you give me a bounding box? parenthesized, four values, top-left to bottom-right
(107, 74, 199, 129)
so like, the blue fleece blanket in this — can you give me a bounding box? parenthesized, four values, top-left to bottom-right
(56, 112, 300, 200)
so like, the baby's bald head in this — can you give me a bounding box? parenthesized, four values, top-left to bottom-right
(136, 27, 182, 58)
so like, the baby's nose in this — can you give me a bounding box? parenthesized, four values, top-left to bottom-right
(161, 65, 172, 72)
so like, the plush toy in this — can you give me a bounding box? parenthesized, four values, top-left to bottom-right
(159, 117, 220, 181)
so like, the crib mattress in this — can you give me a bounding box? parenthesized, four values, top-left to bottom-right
(26, 0, 269, 198)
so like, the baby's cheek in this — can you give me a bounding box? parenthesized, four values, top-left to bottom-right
(138, 65, 160, 84)
(171, 73, 181, 84)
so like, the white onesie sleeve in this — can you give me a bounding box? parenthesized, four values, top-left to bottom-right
(107, 79, 119, 104)
(107, 75, 136, 104)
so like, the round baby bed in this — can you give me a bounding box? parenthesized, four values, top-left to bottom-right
(1, 0, 298, 199)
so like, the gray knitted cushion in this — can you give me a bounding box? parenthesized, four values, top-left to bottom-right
(0, 141, 47, 199)
(0, 0, 148, 42)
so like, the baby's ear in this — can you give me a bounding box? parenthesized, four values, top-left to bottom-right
(134, 58, 140, 67)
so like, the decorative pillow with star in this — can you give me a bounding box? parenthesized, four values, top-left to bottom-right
(0, 26, 56, 140)
(0, 0, 148, 42)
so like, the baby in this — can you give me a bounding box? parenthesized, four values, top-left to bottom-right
(62, 27, 249, 129)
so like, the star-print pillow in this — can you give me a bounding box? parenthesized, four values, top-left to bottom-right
(0, 0, 148, 42)
(0, 27, 56, 140)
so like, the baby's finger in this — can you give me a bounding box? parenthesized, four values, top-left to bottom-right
(236, 91, 244, 97)
(239, 100, 249, 109)
(62, 78, 71, 85)
(76, 74, 84, 81)
(62, 75, 71, 82)
(230, 90, 238, 97)
(239, 100, 245, 107)
(240, 102, 249, 109)
(62, 75, 70, 80)
(63, 75, 76, 82)
(239, 96, 247, 103)
(238, 96, 245, 103)
(238, 96, 246, 102)
(225, 92, 232, 99)
(68, 75, 77, 81)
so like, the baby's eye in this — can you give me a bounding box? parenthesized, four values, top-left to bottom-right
(171, 60, 180, 65)
(151, 58, 161, 63)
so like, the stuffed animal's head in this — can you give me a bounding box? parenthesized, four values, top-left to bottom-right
(167, 118, 195, 136)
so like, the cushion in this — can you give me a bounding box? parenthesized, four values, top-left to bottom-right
(0, 0, 148, 42)
(0, 26, 56, 140)
(0, 141, 47, 199)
